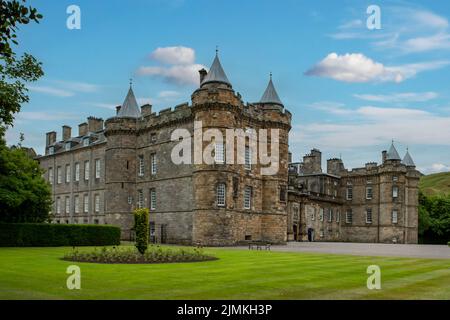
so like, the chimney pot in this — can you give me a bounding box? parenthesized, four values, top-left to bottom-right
(62, 125, 71, 141)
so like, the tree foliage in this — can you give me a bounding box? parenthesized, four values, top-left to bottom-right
(0, 139, 52, 222)
(0, 0, 43, 58)
(0, 0, 44, 127)
(134, 208, 149, 254)
(418, 191, 450, 244)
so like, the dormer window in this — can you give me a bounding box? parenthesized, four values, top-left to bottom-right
(48, 146, 54, 155)
(65, 142, 71, 151)
(83, 138, 89, 147)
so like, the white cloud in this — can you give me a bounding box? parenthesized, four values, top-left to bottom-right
(55, 80, 100, 93)
(354, 92, 438, 103)
(28, 86, 74, 97)
(419, 163, 450, 175)
(91, 103, 117, 110)
(28, 80, 100, 97)
(305, 53, 449, 83)
(150, 46, 195, 65)
(15, 111, 79, 121)
(158, 90, 180, 99)
(137, 63, 205, 86)
(334, 7, 450, 54)
(291, 105, 450, 149)
(307, 101, 352, 115)
(138, 46, 206, 86)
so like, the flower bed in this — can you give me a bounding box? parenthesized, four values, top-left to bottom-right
(63, 246, 217, 264)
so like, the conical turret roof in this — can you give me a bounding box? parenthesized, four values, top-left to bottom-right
(201, 52, 231, 87)
(117, 86, 141, 118)
(386, 141, 401, 161)
(260, 74, 283, 106)
(402, 149, 416, 167)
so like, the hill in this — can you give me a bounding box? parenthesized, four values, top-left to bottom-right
(419, 172, 450, 197)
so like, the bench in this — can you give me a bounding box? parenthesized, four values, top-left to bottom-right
(248, 241, 271, 251)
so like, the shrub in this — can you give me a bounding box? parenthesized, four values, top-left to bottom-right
(0, 223, 120, 247)
(63, 246, 217, 264)
(134, 208, 149, 254)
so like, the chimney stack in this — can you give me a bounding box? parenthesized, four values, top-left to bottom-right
(199, 68, 207, 84)
(382, 150, 387, 164)
(87, 116, 104, 132)
(116, 105, 121, 115)
(78, 122, 88, 136)
(46, 131, 57, 147)
(141, 104, 152, 117)
(62, 125, 71, 141)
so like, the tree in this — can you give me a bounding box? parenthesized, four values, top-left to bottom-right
(134, 208, 149, 254)
(419, 191, 450, 244)
(0, 0, 43, 58)
(1, 0, 44, 127)
(0, 140, 52, 222)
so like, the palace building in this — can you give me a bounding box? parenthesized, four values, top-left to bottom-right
(37, 53, 420, 245)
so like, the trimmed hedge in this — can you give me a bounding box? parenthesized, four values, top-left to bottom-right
(134, 208, 149, 254)
(0, 223, 121, 247)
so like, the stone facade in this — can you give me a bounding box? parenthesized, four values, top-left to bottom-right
(288, 147, 420, 244)
(37, 53, 420, 245)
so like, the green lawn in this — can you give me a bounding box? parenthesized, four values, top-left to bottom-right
(420, 172, 450, 196)
(0, 246, 449, 299)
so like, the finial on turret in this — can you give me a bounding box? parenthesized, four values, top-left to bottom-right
(129, 78, 133, 88)
(215, 45, 219, 56)
(270, 72, 272, 80)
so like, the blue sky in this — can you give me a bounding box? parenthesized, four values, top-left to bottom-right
(6, 0, 450, 173)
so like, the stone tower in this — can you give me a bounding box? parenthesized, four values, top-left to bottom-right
(190, 53, 291, 245)
(104, 86, 141, 238)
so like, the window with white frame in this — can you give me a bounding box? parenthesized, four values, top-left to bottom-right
(366, 208, 373, 224)
(346, 209, 353, 224)
(244, 145, 251, 170)
(75, 163, 80, 182)
(84, 161, 90, 180)
(366, 186, 373, 200)
(336, 210, 340, 222)
(74, 196, 80, 214)
(392, 186, 399, 198)
(151, 153, 157, 175)
(94, 194, 100, 212)
(392, 210, 398, 224)
(95, 159, 101, 179)
(137, 190, 144, 209)
(65, 196, 70, 214)
(83, 138, 89, 147)
(48, 146, 54, 155)
(150, 189, 156, 210)
(65, 164, 70, 183)
(393, 176, 398, 182)
(56, 198, 61, 214)
(138, 155, 144, 177)
(48, 167, 53, 185)
(328, 208, 333, 222)
(244, 186, 252, 209)
(217, 183, 226, 207)
(57, 166, 62, 184)
(83, 194, 89, 213)
(65, 142, 71, 151)
(215, 142, 225, 164)
(319, 208, 324, 221)
(346, 186, 353, 200)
